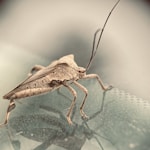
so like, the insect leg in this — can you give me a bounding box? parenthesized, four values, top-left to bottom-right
(0, 99, 15, 127)
(63, 82, 77, 125)
(28, 65, 45, 76)
(73, 81, 88, 119)
(83, 74, 112, 91)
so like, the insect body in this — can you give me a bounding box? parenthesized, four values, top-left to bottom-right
(3, 55, 86, 100)
(2, 54, 110, 125)
(0, 0, 120, 126)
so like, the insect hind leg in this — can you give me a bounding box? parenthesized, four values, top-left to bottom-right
(0, 99, 16, 127)
(73, 81, 88, 119)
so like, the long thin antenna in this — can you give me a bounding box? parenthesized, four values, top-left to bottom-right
(86, 0, 120, 71)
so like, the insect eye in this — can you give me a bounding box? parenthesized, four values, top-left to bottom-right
(78, 67, 86, 73)
(79, 70, 83, 73)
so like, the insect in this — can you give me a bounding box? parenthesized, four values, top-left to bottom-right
(0, 0, 120, 126)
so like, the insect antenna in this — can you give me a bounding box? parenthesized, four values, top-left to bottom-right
(86, 0, 120, 71)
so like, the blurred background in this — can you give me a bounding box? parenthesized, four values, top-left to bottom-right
(0, 0, 150, 150)
(0, 0, 149, 122)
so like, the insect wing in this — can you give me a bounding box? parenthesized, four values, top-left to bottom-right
(3, 63, 77, 100)
(22, 63, 77, 85)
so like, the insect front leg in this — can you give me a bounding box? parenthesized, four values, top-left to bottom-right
(83, 74, 113, 91)
(63, 82, 77, 125)
(73, 81, 88, 119)
(28, 65, 45, 76)
(0, 99, 16, 127)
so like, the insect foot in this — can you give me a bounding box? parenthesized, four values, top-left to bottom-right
(104, 85, 113, 91)
(80, 109, 89, 120)
(66, 116, 73, 125)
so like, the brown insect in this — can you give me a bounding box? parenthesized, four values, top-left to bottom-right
(0, 0, 120, 126)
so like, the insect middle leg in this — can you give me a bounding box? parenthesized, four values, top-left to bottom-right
(63, 82, 77, 125)
(0, 99, 16, 127)
(73, 81, 88, 119)
(83, 74, 112, 90)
